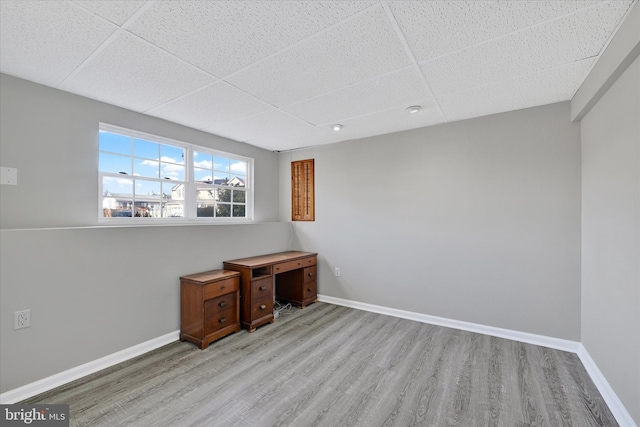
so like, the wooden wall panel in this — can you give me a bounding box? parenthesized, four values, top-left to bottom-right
(291, 159, 314, 221)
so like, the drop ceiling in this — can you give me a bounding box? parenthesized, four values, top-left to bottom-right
(0, 1, 636, 151)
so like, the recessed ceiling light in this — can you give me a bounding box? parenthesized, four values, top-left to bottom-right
(332, 124, 343, 131)
(406, 105, 421, 114)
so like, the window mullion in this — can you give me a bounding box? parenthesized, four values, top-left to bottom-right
(129, 136, 136, 214)
(185, 147, 194, 220)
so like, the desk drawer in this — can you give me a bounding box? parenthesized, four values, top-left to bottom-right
(204, 306, 237, 335)
(251, 277, 273, 300)
(303, 266, 316, 283)
(273, 259, 305, 274)
(251, 296, 273, 319)
(206, 293, 237, 313)
(303, 281, 317, 300)
(203, 278, 238, 300)
(303, 256, 317, 267)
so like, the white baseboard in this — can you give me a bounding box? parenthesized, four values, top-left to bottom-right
(0, 330, 179, 404)
(318, 294, 636, 427)
(318, 295, 580, 352)
(577, 344, 638, 427)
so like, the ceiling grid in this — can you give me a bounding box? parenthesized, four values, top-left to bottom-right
(0, 0, 635, 151)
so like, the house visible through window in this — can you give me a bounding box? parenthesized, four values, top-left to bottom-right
(99, 124, 252, 221)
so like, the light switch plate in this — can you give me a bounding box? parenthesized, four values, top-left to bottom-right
(1, 167, 17, 185)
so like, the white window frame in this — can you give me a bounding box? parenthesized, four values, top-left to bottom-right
(98, 123, 254, 224)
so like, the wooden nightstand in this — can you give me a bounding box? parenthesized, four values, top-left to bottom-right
(179, 269, 241, 349)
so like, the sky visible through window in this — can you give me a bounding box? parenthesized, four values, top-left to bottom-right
(99, 131, 247, 197)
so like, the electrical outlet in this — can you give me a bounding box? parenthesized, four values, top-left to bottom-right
(1, 167, 18, 185)
(14, 309, 30, 330)
(335, 267, 341, 277)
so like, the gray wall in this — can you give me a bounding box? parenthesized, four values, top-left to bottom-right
(0, 74, 288, 393)
(0, 223, 290, 392)
(580, 55, 640, 424)
(0, 74, 280, 229)
(280, 102, 582, 340)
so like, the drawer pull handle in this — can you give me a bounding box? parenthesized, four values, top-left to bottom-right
(219, 317, 226, 324)
(308, 273, 314, 277)
(260, 304, 266, 310)
(259, 286, 266, 291)
(220, 285, 225, 290)
(219, 301, 227, 308)
(307, 288, 312, 292)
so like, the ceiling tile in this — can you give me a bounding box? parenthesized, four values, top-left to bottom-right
(128, 1, 376, 78)
(438, 58, 595, 123)
(59, 31, 216, 112)
(202, 109, 314, 144)
(421, 1, 633, 97)
(147, 81, 273, 131)
(0, 1, 117, 87)
(72, 1, 147, 26)
(246, 126, 337, 152)
(389, 0, 602, 62)
(280, 66, 431, 125)
(226, 5, 413, 107)
(325, 99, 445, 143)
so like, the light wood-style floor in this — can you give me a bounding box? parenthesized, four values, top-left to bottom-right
(24, 303, 617, 426)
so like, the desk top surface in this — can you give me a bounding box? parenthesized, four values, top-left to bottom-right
(223, 251, 317, 268)
(179, 269, 240, 284)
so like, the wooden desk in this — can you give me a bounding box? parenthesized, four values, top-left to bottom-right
(223, 251, 318, 332)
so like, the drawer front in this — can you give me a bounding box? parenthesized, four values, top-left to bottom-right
(250, 277, 273, 300)
(203, 277, 238, 300)
(204, 306, 237, 335)
(250, 296, 273, 320)
(206, 292, 237, 313)
(303, 281, 317, 300)
(273, 259, 304, 274)
(302, 256, 317, 267)
(303, 266, 317, 283)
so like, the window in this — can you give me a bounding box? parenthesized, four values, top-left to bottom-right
(99, 124, 252, 222)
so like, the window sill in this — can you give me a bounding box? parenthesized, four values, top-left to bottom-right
(96, 218, 255, 227)
(2, 220, 277, 232)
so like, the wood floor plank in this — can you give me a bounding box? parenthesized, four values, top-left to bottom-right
(22, 302, 619, 427)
